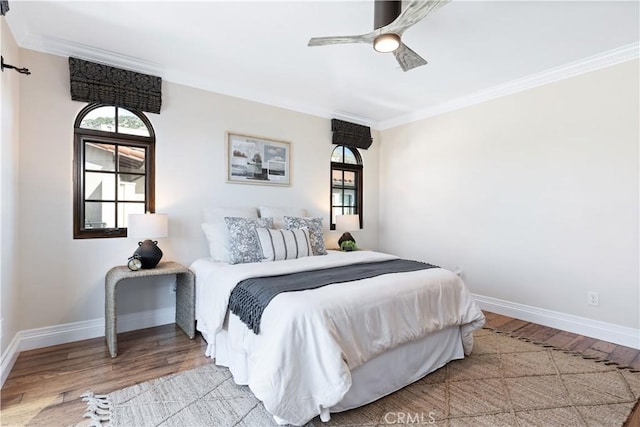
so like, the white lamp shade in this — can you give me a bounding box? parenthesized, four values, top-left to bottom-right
(336, 214, 360, 232)
(128, 213, 168, 239)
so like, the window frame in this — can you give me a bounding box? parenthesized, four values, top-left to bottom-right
(73, 103, 156, 239)
(330, 145, 363, 231)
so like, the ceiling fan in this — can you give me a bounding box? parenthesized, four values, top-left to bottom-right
(308, 0, 450, 72)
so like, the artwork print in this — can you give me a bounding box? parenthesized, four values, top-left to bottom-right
(227, 133, 290, 186)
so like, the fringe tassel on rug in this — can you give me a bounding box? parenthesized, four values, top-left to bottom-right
(482, 327, 640, 372)
(81, 391, 112, 427)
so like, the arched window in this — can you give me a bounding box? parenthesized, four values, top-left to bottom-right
(73, 104, 155, 239)
(330, 145, 363, 230)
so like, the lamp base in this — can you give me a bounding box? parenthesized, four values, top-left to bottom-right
(338, 232, 356, 247)
(133, 240, 163, 269)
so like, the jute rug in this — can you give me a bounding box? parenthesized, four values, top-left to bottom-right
(82, 328, 640, 426)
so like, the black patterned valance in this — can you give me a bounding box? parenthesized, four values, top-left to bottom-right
(331, 119, 373, 150)
(1, 1, 9, 16)
(69, 57, 162, 114)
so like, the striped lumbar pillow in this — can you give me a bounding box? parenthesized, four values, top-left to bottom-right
(256, 227, 313, 261)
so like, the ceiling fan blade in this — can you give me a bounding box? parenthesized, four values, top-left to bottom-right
(308, 33, 375, 47)
(393, 42, 428, 72)
(383, 0, 450, 36)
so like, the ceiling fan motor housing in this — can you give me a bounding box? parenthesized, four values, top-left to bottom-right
(374, 0, 402, 29)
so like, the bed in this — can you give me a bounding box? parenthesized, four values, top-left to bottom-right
(190, 246, 485, 425)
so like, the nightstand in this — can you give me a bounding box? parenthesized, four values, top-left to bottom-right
(105, 261, 195, 357)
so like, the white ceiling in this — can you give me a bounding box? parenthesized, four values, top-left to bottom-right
(5, 1, 640, 129)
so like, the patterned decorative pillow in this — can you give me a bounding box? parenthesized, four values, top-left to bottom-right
(225, 217, 274, 264)
(256, 227, 313, 261)
(283, 216, 327, 255)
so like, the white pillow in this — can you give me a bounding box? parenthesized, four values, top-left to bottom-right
(256, 227, 313, 261)
(201, 207, 258, 262)
(259, 206, 307, 229)
(203, 207, 258, 224)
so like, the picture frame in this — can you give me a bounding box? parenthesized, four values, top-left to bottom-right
(226, 132, 291, 186)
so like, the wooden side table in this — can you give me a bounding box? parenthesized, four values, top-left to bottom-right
(105, 261, 195, 358)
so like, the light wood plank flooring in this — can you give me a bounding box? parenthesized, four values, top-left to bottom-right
(1, 312, 638, 426)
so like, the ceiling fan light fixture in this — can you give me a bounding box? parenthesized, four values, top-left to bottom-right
(373, 33, 400, 53)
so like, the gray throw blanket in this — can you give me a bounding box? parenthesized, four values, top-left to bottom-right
(229, 259, 438, 333)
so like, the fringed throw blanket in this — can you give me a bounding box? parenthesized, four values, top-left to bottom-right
(229, 258, 437, 333)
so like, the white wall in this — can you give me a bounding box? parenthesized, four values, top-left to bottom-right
(14, 49, 379, 332)
(0, 18, 21, 359)
(379, 60, 639, 330)
(6, 43, 638, 357)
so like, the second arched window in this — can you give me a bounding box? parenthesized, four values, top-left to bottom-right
(330, 145, 363, 231)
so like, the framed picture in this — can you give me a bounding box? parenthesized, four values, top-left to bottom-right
(226, 133, 291, 186)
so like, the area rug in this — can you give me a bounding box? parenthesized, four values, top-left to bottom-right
(82, 328, 640, 426)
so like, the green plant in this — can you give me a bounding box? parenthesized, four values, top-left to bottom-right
(340, 240, 357, 251)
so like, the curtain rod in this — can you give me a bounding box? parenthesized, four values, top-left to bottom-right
(1, 56, 31, 75)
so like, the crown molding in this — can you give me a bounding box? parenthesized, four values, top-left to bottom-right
(18, 33, 164, 77)
(330, 111, 377, 128)
(377, 42, 640, 130)
(161, 67, 350, 122)
(16, 31, 363, 125)
(9, 30, 370, 125)
(149, 66, 379, 128)
(10, 26, 638, 132)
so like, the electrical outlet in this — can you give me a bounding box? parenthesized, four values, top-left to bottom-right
(587, 291, 599, 306)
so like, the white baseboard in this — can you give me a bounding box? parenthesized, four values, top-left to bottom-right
(0, 333, 21, 387)
(473, 294, 640, 350)
(0, 307, 175, 387)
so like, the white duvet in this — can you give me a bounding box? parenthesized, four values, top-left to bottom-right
(192, 251, 485, 425)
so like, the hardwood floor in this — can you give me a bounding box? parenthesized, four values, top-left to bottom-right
(1, 312, 638, 426)
(1, 325, 209, 426)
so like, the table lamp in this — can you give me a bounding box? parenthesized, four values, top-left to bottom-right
(336, 214, 360, 250)
(128, 213, 168, 269)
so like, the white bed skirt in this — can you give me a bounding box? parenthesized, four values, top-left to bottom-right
(210, 321, 464, 419)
